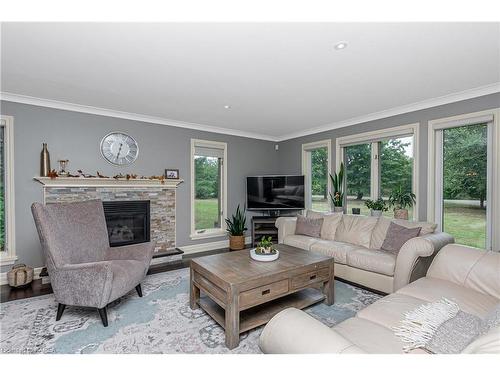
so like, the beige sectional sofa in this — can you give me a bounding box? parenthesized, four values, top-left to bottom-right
(276, 211, 454, 293)
(259, 244, 500, 354)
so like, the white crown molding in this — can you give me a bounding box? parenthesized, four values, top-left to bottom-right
(2, 82, 499, 143)
(274, 82, 500, 141)
(0, 92, 278, 141)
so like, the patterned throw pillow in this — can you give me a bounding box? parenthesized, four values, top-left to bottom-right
(381, 222, 421, 254)
(295, 215, 323, 238)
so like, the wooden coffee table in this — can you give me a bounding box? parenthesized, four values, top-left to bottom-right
(189, 244, 334, 349)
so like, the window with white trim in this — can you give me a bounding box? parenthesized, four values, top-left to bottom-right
(336, 124, 419, 219)
(0, 115, 16, 264)
(190, 139, 227, 239)
(302, 140, 331, 211)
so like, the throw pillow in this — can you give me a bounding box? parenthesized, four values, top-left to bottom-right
(295, 215, 323, 238)
(306, 210, 343, 240)
(381, 222, 421, 254)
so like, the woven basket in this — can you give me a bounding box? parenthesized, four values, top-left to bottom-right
(7, 264, 34, 288)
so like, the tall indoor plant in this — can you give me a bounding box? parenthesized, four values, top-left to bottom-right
(329, 162, 345, 212)
(388, 185, 416, 220)
(225, 204, 247, 250)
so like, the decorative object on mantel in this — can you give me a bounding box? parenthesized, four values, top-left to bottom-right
(40, 143, 51, 177)
(7, 263, 34, 288)
(58, 159, 70, 177)
(47, 169, 58, 179)
(165, 169, 179, 179)
(225, 204, 247, 250)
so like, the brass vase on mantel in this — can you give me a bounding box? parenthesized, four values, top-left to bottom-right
(40, 143, 51, 177)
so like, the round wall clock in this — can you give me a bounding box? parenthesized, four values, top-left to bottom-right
(100, 132, 139, 166)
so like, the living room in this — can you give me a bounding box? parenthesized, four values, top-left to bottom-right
(1, 1, 499, 373)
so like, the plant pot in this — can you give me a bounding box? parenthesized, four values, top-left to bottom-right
(333, 206, 344, 213)
(394, 208, 409, 220)
(370, 210, 382, 217)
(229, 235, 245, 250)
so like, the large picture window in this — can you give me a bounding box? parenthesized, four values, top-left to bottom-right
(190, 139, 227, 239)
(0, 116, 16, 265)
(337, 124, 418, 219)
(302, 140, 331, 211)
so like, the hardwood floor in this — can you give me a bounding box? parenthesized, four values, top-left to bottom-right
(0, 246, 245, 303)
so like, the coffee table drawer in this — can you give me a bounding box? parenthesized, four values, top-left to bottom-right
(291, 267, 330, 290)
(240, 279, 289, 309)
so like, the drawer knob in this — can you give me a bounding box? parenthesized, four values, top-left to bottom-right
(262, 289, 271, 295)
(310, 274, 317, 280)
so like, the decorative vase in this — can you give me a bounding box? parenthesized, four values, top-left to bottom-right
(333, 206, 344, 213)
(40, 143, 51, 177)
(371, 210, 382, 217)
(229, 235, 245, 250)
(394, 208, 409, 220)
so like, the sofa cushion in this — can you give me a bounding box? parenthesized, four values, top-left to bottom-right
(396, 277, 500, 318)
(306, 210, 343, 241)
(335, 215, 379, 248)
(283, 235, 319, 250)
(380, 222, 421, 254)
(356, 293, 427, 330)
(295, 215, 323, 238)
(346, 248, 396, 276)
(309, 240, 364, 264)
(370, 217, 437, 249)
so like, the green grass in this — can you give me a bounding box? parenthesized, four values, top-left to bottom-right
(195, 198, 220, 231)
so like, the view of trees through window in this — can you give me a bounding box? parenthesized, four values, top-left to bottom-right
(194, 155, 221, 231)
(310, 147, 329, 211)
(442, 123, 487, 249)
(345, 143, 372, 215)
(0, 125, 5, 251)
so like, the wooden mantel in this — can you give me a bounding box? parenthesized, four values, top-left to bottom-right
(33, 176, 184, 188)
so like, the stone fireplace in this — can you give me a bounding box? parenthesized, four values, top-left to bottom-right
(34, 177, 183, 258)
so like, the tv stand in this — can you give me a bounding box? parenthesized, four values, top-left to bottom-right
(251, 216, 280, 247)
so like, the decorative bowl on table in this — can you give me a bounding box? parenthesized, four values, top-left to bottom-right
(250, 247, 280, 262)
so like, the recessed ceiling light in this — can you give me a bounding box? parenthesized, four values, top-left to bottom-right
(224, 105, 231, 109)
(334, 41, 348, 50)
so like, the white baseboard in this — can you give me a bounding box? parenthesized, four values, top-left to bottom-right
(1, 266, 44, 286)
(179, 236, 252, 255)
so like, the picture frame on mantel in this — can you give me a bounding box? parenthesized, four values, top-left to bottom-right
(165, 169, 179, 179)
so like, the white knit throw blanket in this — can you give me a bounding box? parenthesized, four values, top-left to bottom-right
(393, 298, 460, 352)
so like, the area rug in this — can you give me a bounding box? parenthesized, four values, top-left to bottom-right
(0, 268, 381, 354)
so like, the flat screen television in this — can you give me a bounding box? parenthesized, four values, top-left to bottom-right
(246, 175, 305, 210)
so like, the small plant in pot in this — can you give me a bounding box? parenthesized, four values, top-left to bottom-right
(329, 162, 345, 213)
(365, 198, 388, 217)
(388, 185, 416, 220)
(255, 236, 277, 255)
(225, 204, 247, 250)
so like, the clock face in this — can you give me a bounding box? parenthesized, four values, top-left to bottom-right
(100, 132, 139, 166)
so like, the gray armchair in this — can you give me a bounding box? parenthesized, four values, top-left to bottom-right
(31, 200, 155, 326)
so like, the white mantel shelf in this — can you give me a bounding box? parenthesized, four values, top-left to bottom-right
(34, 176, 184, 188)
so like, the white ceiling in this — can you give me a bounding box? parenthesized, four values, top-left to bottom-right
(1, 22, 499, 141)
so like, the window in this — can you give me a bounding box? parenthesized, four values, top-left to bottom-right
(428, 109, 500, 250)
(336, 124, 418, 219)
(0, 116, 16, 265)
(302, 140, 331, 211)
(190, 139, 227, 239)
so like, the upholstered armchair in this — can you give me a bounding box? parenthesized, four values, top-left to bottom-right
(31, 200, 155, 327)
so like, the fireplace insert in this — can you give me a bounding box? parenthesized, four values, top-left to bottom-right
(102, 200, 150, 247)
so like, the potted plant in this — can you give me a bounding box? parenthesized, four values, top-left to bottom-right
(329, 162, 345, 213)
(225, 204, 247, 250)
(365, 198, 388, 217)
(255, 236, 276, 255)
(388, 185, 416, 220)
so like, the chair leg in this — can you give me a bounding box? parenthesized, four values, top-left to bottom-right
(135, 284, 143, 297)
(98, 307, 108, 327)
(56, 303, 66, 321)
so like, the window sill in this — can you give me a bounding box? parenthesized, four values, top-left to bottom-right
(190, 231, 227, 241)
(0, 254, 18, 266)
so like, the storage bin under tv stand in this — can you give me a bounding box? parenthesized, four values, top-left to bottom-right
(251, 216, 281, 247)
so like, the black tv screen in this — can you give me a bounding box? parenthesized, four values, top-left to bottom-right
(246, 175, 305, 210)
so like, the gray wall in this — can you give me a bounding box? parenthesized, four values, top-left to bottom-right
(276, 93, 500, 221)
(0, 101, 281, 270)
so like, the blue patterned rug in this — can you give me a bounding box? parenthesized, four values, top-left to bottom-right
(0, 268, 380, 354)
